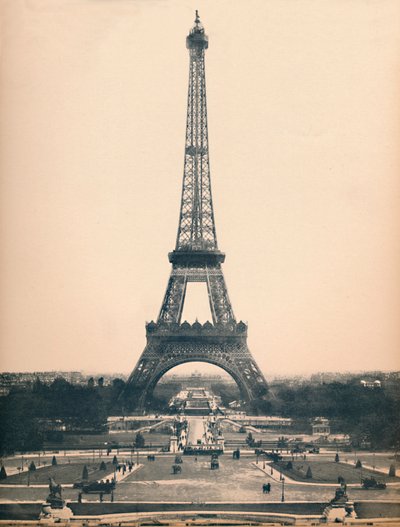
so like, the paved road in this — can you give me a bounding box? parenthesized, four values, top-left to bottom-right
(1, 451, 399, 504)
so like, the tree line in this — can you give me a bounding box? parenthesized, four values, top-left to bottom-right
(0, 377, 126, 455)
(0, 376, 399, 454)
(249, 381, 400, 450)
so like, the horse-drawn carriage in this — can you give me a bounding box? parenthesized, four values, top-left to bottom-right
(73, 480, 115, 494)
(172, 464, 182, 474)
(211, 453, 219, 470)
(362, 477, 387, 490)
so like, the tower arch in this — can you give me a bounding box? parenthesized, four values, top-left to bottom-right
(139, 357, 251, 407)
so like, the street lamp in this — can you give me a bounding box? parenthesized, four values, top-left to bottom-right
(281, 476, 285, 502)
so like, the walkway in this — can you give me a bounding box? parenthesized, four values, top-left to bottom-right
(187, 417, 206, 446)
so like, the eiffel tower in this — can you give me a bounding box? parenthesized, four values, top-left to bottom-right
(124, 12, 268, 409)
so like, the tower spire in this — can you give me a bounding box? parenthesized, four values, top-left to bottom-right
(175, 11, 215, 253)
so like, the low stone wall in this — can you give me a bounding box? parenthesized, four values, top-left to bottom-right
(0, 501, 326, 520)
(3, 501, 399, 521)
(355, 500, 400, 519)
(0, 503, 42, 521)
(70, 501, 327, 516)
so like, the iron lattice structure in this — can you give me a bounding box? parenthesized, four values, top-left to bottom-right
(124, 13, 268, 408)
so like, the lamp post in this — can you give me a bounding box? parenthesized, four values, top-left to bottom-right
(281, 476, 285, 502)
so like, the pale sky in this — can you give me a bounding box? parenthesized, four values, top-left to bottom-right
(1, 0, 399, 377)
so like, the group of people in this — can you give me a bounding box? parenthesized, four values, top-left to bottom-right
(262, 482, 272, 493)
(115, 462, 134, 474)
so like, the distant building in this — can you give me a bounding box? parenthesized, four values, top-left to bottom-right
(312, 417, 331, 437)
(360, 379, 382, 388)
(223, 414, 293, 429)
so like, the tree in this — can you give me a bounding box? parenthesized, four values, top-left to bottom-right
(82, 465, 89, 480)
(98, 377, 104, 388)
(286, 461, 293, 470)
(100, 461, 107, 471)
(306, 466, 313, 479)
(335, 453, 340, 463)
(0, 466, 7, 480)
(29, 461, 36, 472)
(135, 432, 145, 448)
(52, 455, 57, 466)
(355, 459, 362, 469)
(87, 377, 95, 388)
(112, 455, 118, 465)
(388, 464, 396, 477)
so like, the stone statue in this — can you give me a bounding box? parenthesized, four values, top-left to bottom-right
(39, 477, 73, 521)
(46, 477, 64, 509)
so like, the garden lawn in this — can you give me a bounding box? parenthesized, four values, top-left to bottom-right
(272, 460, 400, 484)
(3, 462, 114, 485)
